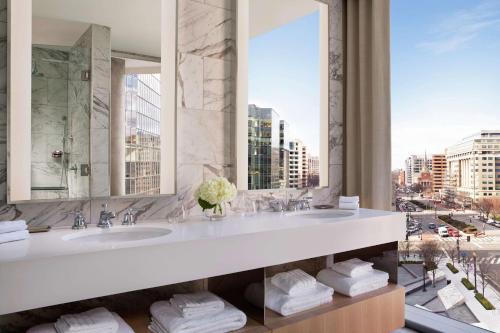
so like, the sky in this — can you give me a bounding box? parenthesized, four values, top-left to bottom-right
(249, 12, 320, 156)
(391, 0, 500, 169)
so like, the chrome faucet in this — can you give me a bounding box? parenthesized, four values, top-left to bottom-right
(97, 203, 116, 229)
(122, 208, 144, 226)
(70, 210, 87, 230)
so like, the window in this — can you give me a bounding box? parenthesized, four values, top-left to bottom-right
(392, 0, 500, 329)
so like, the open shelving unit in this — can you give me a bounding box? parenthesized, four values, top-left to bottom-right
(5, 242, 404, 333)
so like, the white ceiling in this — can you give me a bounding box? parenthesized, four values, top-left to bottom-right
(250, 0, 320, 38)
(32, 0, 161, 57)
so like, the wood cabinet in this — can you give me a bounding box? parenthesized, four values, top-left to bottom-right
(267, 285, 405, 333)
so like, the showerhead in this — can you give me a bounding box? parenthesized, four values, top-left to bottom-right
(52, 150, 64, 158)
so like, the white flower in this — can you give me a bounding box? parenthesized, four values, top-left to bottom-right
(194, 177, 237, 205)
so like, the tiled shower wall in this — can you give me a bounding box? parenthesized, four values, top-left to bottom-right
(0, 0, 344, 226)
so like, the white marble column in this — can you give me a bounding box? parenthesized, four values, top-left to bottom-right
(110, 58, 126, 196)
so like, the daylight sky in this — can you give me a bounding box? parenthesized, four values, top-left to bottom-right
(249, 12, 320, 156)
(392, 0, 500, 169)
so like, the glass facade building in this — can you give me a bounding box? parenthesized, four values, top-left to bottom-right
(124, 73, 161, 196)
(248, 104, 281, 190)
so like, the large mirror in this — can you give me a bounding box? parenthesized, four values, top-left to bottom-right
(236, 0, 329, 191)
(8, 0, 177, 202)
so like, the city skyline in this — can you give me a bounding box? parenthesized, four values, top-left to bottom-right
(391, 0, 500, 169)
(249, 11, 320, 156)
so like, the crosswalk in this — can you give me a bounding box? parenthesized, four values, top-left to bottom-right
(436, 235, 500, 244)
(459, 256, 500, 265)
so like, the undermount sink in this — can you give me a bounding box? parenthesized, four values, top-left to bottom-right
(287, 210, 356, 220)
(63, 226, 172, 243)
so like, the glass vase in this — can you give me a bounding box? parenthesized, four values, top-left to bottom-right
(204, 202, 227, 221)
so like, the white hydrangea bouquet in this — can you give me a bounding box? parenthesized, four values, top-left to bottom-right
(194, 177, 237, 220)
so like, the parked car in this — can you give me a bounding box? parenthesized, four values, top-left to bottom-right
(450, 229, 460, 237)
(440, 223, 446, 228)
(438, 226, 449, 237)
(433, 227, 439, 233)
(428, 223, 436, 229)
(494, 222, 500, 228)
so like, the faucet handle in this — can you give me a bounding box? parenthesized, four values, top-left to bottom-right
(69, 210, 87, 230)
(122, 208, 144, 226)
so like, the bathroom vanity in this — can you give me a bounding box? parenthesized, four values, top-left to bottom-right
(0, 209, 405, 332)
(0, 0, 406, 332)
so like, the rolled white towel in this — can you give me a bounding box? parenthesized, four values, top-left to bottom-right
(338, 202, 359, 210)
(271, 269, 317, 296)
(330, 258, 374, 278)
(170, 291, 224, 318)
(245, 279, 333, 317)
(149, 299, 246, 333)
(0, 229, 29, 244)
(317, 268, 389, 297)
(28, 313, 133, 333)
(54, 307, 119, 333)
(0, 220, 27, 234)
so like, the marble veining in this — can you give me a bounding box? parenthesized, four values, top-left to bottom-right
(0, 0, 344, 227)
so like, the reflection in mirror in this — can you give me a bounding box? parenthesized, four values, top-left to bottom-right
(111, 56, 162, 196)
(31, 43, 91, 200)
(244, 0, 329, 191)
(15, 0, 175, 202)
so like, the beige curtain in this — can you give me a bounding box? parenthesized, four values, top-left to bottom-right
(344, 0, 391, 210)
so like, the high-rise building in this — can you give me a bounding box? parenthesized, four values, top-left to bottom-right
(446, 131, 500, 202)
(405, 155, 432, 185)
(124, 73, 161, 196)
(289, 139, 304, 188)
(248, 104, 281, 190)
(431, 154, 446, 195)
(279, 120, 290, 188)
(308, 156, 320, 187)
(301, 145, 309, 188)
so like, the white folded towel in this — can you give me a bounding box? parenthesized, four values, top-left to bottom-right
(338, 202, 359, 210)
(330, 258, 374, 278)
(28, 313, 132, 333)
(27, 323, 56, 333)
(317, 268, 389, 297)
(149, 299, 246, 333)
(0, 220, 27, 234)
(339, 196, 359, 203)
(54, 307, 119, 333)
(245, 279, 333, 317)
(0, 229, 29, 244)
(271, 269, 317, 296)
(170, 291, 225, 318)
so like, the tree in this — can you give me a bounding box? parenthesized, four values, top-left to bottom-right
(476, 198, 494, 219)
(399, 240, 413, 260)
(478, 258, 493, 296)
(491, 198, 500, 221)
(419, 240, 444, 287)
(443, 241, 458, 266)
(462, 258, 472, 281)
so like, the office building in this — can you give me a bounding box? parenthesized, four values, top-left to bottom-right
(248, 104, 281, 190)
(445, 131, 500, 202)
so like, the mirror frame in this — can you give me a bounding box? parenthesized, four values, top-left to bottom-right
(236, 0, 330, 191)
(7, 0, 178, 203)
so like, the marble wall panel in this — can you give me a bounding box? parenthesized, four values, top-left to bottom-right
(0, 0, 344, 227)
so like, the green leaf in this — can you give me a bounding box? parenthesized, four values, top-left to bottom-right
(198, 198, 216, 211)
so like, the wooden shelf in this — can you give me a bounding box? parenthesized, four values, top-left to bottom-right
(265, 284, 405, 332)
(120, 311, 269, 333)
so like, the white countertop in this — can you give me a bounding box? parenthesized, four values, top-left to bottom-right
(0, 208, 405, 315)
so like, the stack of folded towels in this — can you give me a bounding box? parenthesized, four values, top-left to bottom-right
(245, 269, 333, 316)
(317, 258, 389, 297)
(338, 196, 359, 210)
(0, 220, 29, 245)
(27, 307, 134, 333)
(148, 291, 247, 333)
